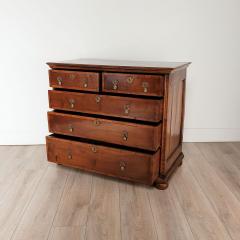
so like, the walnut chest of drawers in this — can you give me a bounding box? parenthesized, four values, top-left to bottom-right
(46, 59, 190, 190)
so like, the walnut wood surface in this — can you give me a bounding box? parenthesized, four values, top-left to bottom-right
(46, 136, 160, 185)
(48, 90, 163, 122)
(102, 72, 164, 96)
(49, 69, 99, 91)
(48, 111, 161, 151)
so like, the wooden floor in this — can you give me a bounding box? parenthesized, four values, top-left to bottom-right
(0, 143, 240, 240)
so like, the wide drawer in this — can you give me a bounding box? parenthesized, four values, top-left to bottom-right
(48, 90, 163, 122)
(49, 70, 99, 91)
(46, 136, 160, 184)
(102, 73, 164, 96)
(48, 111, 161, 151)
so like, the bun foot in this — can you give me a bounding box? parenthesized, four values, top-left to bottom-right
(154, 178, 169, 190)
(178, 158, 183, 167)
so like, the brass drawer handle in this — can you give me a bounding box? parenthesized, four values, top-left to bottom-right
(112, 80, 118, 90)
(96, 96, 101, 103)
(94, 119, 101, 126)
(127, 76, 134, 84)
(142, 82, 149, 93)
(68, 153, 72, 159)
(68, 124, 74, 132)
(122, 131, 128, 141)
(83, 80, 88, 88)
(91, 146, 97, 153)
(120, 161, 126, 171)
(69, 99, 75, 108)
(124, 104, 130, 115)
(57, 76, 63, 86)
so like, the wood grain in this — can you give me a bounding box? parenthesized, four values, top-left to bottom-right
(12, 166, 69, 240)
(171, 155, 232, 240)
(184, 143, 240, 240)
(148, 187, 194, 240)
(119, 182, 158, 240)
(85, 176, 121, 240)
(53, 170, 92, 227)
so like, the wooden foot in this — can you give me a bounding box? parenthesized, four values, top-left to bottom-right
(154, 152, 184, 190)
(154, 177, 169, 190)
(178, 157, 183, 167)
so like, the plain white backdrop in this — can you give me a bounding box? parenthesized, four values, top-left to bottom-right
(0, 0, 239, 144)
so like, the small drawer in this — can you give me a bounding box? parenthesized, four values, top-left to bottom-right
(48, 111, 161, 151)
(46, 136, 160, 184)
(48, 90, 163, 122)
(49, 70, 99, 91)
(102, 73, 164, 96)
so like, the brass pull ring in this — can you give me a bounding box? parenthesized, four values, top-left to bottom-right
(120, 161, 126, 171)
(122, 131, 128, 141)
(112, 80, 118, 90)
(57, 76, 62, 86)
(124, 104, 130, 115)
(96, 96, 101, 103)
(69, 99, 75, 108)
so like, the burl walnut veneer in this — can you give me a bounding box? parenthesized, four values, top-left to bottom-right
(46, 59, 190, 190)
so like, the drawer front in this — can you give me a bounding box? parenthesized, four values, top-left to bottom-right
(49, 70, 99, 91)
(48, 112, 161, 151)
(46, 136, 160, 184)
(103, 73, 164, 96)
(49, 90, 163, 122)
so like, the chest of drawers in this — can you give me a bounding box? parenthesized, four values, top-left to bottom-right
(46, 59, 190, 189)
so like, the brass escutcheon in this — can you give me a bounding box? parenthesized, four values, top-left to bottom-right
(94, 119, 101, 126)
(127, 76, 134, 84)
(91, 146, 97, 153)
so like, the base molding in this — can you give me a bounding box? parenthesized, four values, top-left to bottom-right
(154, 152, 183, 190)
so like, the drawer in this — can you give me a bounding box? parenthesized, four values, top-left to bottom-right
(102, 73, 164, 96)
(48, 111, 161, 151)
(48, 90, 163, 122)
(46, 136, 160, 184)
(49, 70, 99, 91)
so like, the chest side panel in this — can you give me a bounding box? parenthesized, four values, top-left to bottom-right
(160, 69, 186, 174)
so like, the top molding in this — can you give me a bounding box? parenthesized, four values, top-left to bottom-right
(47, 59, 191, 74)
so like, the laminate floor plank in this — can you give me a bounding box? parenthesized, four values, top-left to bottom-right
(85, 175, 121, 240)
(0, 147, 47, 240)
(148, 186, 195, 240)
(48, 226, 85, 240)
(171, 157, 232, 240)
(53, 169, 92, 227)
(184, 143, 240, 240)
(11, 165, 69, 240)
(0, 146, 27, 196)
(119, 182, 158, 240)
(197, 143, 240, 202)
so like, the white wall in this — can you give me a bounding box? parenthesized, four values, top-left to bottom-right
(0, 0, 239, 144)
